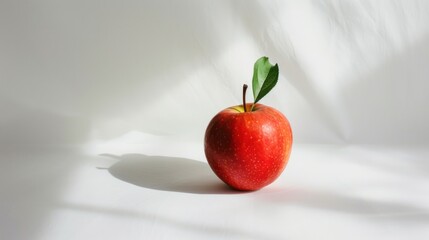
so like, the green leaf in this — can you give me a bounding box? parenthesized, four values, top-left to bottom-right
(252, 56, 279, 104)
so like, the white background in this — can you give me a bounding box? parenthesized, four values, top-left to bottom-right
(1, 1, 429, 240)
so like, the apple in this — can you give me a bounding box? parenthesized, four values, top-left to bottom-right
(204, 103, 292, 191)
(204, 57, 293, 191)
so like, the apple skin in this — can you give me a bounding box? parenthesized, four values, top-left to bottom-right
(204, 103, 293, 191)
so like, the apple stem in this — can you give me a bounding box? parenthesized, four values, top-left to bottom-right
(243, 84, 248, 112)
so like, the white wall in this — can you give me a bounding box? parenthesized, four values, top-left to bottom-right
(1, 0, 429, 148)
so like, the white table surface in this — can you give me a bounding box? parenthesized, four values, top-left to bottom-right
(2, 133, 428, 240)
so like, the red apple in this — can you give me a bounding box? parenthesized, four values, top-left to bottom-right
(204, 56, 292, 191)
(204, 102, 293, 191)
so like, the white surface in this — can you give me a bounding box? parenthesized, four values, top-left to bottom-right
(1, 0, 429, 239)
(1, 141, 429, 240)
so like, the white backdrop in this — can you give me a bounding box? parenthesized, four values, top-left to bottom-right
(2, 0, 429, 147)
(1, 1, 429, 240)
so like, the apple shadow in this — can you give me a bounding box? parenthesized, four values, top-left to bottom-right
(103, 154, 238, 194)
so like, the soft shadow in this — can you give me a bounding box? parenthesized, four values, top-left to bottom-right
(57, 202, 283, 240)
(258, 187, 429, 219)
(339, 35, 429, 145)
(103, 154, 238, 194)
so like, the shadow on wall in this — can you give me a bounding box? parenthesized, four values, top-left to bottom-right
(340, 35, 429, 144)
(0, 1, 230, 140)
(104, 153, 241, 194)
(232, 1, 353, 141)
(0, 96, 91, 151)
(232, 1, 429, 145)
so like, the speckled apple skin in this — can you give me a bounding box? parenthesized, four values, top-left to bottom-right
(204, 103, 293, 191)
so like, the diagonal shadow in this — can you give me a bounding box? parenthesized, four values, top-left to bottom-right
(257, 187, 429, 221)
(103, 154, 241, 194)
(338, 34, 429, 145)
